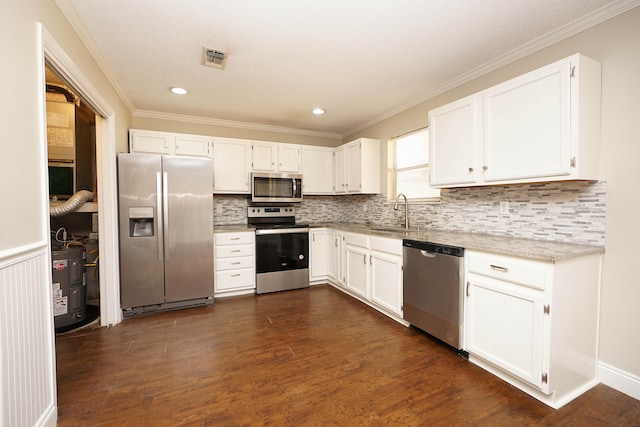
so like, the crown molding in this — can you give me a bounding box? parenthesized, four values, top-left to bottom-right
(345, 0, 640, 137)
(134, 110, 342, 139)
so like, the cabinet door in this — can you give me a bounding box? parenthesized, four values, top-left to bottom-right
(175, 135, 211, 157)
(213, 139, 251, 193)
(334, 147, 347, 193)
(310, 230, 328, 280)
(483, 59, 571, 182)
(346, 142, 361, 192)
(466, 277, 546, 389)
(327, 230, 337, 281)
(429, 95, 480, 186)
(301, 146, 334, 194)
(252, 142, 277, 171)
(278, 144, 301, 172)
(130, 130, 172, 155)
(370, 251, 402, 315)
(345, 245, 369, 299)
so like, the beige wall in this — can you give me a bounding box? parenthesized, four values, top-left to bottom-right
(348, 7, 640, 378)
(0, 0, 132, 252)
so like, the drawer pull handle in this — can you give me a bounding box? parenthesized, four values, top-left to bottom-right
(231, 262, 241, 265)
(231, 250, 241, 253)
(231, 274, 240, 277)
(490, 264, 508, 272)
(230, 237, 241, 240)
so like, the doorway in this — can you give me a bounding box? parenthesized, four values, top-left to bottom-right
(45, 63, 101, 332)
(43, 26, 122, 327)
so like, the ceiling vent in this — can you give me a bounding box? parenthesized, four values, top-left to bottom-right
(202, 48, 227, 70)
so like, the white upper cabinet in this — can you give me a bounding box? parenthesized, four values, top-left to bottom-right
(213, 138, 251, 193)
(301, 145, 334, 194)
(334, 145, 347, 193)
(129, 129, 211, 157)
(429, 95, 481, 186)
(334, 138, 380, 194)
(251, 142, 301, 173)
(175, 134, 211, 157)
(277, 144, 301, 172)
(429, 54, 601, 188)
(251, 142, 277, 171)
(130, 129, 172, 155)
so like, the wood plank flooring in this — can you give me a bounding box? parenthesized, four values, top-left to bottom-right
(55, 285, 640, 426)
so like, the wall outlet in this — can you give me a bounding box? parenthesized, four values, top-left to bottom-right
(500, 201, 510, 215)
(216, 203, 223, 214)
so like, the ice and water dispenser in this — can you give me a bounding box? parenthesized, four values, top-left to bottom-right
(128, 207, 155, 237)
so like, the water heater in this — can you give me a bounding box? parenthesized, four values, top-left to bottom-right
(51, 246, 86, 330)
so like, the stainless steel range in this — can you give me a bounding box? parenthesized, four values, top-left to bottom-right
(248, 206, 309, 294)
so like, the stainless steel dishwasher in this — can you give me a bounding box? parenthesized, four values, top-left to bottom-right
(403, 239, 465, 350)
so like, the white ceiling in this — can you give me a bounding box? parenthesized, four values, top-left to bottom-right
(59, 0, 636, 138)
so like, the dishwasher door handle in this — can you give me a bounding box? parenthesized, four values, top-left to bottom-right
(420, 250, 436, 258)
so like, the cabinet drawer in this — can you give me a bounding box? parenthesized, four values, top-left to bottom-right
(216, 245, 254, 258)
(370, 236, 402, 255)
(215, 269, 255, 291)
(467, 251, 547, 290)
(216, 257, 254, 271)
(215, 232, 254, 246)
(345, 232, 369, 248)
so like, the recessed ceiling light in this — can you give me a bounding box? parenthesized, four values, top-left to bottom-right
(171, 87, 188, 95)
(312, 107, 325, 115)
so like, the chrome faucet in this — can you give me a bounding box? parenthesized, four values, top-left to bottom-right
(393, 193, 409, 229)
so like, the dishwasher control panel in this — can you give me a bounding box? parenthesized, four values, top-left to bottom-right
(402, 239, 464, 257)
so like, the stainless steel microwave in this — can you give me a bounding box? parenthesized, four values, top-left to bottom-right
(251, 172, 303, 203)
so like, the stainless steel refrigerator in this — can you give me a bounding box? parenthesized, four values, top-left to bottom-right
(118, 153, 214, 316)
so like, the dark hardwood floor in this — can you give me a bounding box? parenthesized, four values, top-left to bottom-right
(55, 285, 640, 426)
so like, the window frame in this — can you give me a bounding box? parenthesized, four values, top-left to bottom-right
(389, 128, 440, 202)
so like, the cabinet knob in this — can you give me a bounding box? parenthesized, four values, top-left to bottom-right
(468, 167, 474, 172)
(482, 165, 488, 171)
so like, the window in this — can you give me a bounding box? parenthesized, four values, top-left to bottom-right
(391, 129, 440, 200)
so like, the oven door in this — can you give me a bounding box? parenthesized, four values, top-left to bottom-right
(255, 228, 309, 274)
(251, 172, 303, 203)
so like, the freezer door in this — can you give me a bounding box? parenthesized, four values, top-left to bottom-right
(163, 156, 214, 302)
(118, 153, 165, 308)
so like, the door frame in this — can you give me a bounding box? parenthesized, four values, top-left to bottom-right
(42, 25, 122, 326)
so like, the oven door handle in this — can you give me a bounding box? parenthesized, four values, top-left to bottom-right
(255, 227, 309, 235)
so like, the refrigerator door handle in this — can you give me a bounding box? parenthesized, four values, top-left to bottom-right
(163, 171, 170, 260)
(156, 172, 163, 261)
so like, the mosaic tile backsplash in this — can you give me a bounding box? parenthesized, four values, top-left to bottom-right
(214, 181, 606, 246)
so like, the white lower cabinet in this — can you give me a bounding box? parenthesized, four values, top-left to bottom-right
(466, 274, 546, 388)
(343, 233, 404, 320)
(344, 234, 370, 300)
(327, 230, 343, 285)
(464, 250, 601, 408)
(309, 229, 328, 281)
(370, 237, 403, 316)
(307, 228, 403, 322)
(214, 231, 255, 296)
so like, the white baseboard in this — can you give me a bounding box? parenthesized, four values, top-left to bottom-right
(599, 361, 640, 401)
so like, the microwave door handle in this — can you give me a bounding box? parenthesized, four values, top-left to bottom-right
(292, 178, 297, 196)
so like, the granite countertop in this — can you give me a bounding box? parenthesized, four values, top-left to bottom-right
(309, 223, 604, 263)
(214, 224, 255, 233)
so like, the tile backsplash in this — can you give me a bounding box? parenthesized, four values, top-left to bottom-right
(214, 180, 606, 246)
